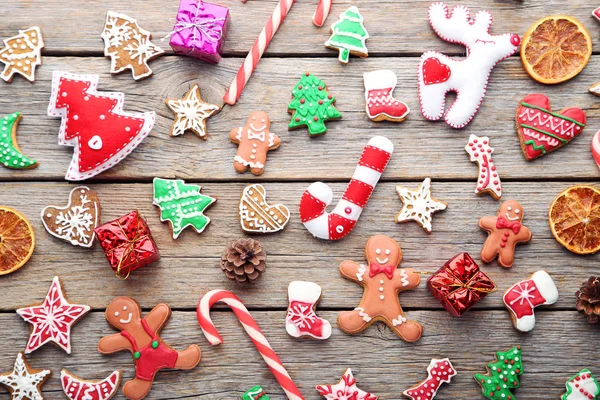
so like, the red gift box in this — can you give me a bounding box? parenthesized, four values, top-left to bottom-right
(94, 211, 160, 278)
(427, 252, 496, 317)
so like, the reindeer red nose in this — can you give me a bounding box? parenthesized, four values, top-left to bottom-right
(510, 34, 521, 46)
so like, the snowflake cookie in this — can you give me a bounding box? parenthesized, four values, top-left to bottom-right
(395, 178, 447, 233)
(17, 276, 90, 354)
(41, 186, 100, 248)
(0, 353, 51, 400)
(316, 369, 377, 400)
(101, 11, 164, 80)
(165, 84, 220, 139)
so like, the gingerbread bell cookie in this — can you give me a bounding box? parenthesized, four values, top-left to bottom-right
(61, 369, 121, 400)
(1, 113, 37, 169)
(338, 235, 422, 342)
(41, 186, 100, 248)
(479, 200, 532, 268)
(0, 27, 44, 83)
(230, 111, 280, 176)
(165, 84, 220, 139)
(101, 11, 164, 80)
(98, 297, 201, 400)
(239, 184, 290, 234)
(0, 353, 51, 400)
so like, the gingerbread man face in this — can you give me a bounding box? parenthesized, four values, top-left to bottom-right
(479, 200, 532, 268)
(105, 297, 140, 331)
(365, 235, 402, 268)
(229, 111, 281, 176)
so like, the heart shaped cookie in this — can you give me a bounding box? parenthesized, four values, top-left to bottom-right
(516, 94, 586, 160)
(239, 184, 290, 233)
(41, 186, 100, 247)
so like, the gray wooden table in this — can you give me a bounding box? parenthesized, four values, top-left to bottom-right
(1, 0, 599, 398)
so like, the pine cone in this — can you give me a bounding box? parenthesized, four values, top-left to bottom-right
(220, 239, 266, 283)
(576, 276, 600, 323)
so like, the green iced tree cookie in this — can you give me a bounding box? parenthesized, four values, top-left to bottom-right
(288, 72, 341, 136)
(152, 178, 216, 239)
(325, 6, 369, 64)
(474, 346, 523, 400)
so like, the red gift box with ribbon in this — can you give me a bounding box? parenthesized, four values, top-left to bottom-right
(94, 211, 160, 278)
(427, 252, 496, 317)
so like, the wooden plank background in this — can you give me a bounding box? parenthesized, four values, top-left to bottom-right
(1, 0, 599, 399)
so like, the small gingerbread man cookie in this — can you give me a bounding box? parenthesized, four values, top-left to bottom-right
(230, 111, 281, 176)
(338, 235, 422, 342)
(98, 297, 201, 400)
(479, 200, 532, 268)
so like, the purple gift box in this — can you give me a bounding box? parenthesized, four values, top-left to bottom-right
(169, 0, 230, 63)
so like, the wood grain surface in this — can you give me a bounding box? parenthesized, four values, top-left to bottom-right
(0, 0, 599, 399)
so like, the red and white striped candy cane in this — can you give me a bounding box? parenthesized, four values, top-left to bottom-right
(312, 0, 332, 27)
(223, 0, 295, 105)
(299, 136, 394, 240)
(197, 290, 304, 400)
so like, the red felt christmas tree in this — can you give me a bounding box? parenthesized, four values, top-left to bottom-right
(48, 71, 155, 181)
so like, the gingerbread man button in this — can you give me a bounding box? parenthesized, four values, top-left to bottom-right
(338, 235, 423, 342)
(479, 200, 532, 268)
(230, 111, 281, 176)
(98, 297, 201, 400)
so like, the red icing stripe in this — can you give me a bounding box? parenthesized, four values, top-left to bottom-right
(358, 145, 391, 172)
(342, 179, 374, 207)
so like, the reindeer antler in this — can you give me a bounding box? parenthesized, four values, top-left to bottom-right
(428, 2, 494, 47)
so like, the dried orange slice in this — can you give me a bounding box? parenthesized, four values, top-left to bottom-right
(521, 15, 592, 84)
(549, 185, 600, 254)
(0, 206, 35, 275)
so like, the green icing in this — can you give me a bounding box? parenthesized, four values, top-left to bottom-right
(242, 386, 269, 400)
(562, 369, 600, 400)
(474, 346, 523, 400)
(325, 6, 369, 63)
(0, 112, 37, 169)
(519, 124, 568, 143)
(521, 102, 585, 127)
(288, 72, 342, 135)
(152, 178, 216, 239)
(523, 140, 547, 154)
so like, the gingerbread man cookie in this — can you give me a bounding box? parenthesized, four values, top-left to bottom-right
(98, 297, 201, 400)
(479, 200, 532, 268)
(338, 235, 422, 342)
(230, 111, 280, 176)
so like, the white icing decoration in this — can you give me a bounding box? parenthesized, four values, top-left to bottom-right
(0, 353, 50, 400)
(0, 27, 44, 83)
(465, 134, 502, 199)
(324, 6, 369, 64)
(395, 177, 447, 233)
(392, 315, 407, 326)
(355, 307, 372, 322)
(166, 84, 219, 138)
(399, 269, 410, 287)
(518, 107, 580, 138)
(357, 264, 366, 281)
(60, 369, 121, 400)
(239, 184, 290, 234)
(234, 155, 264, 169)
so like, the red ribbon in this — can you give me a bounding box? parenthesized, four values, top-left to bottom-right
(369, 262, 394, 280)
(496, 216, 521, 235)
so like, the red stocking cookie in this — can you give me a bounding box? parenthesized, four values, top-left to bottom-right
(286, 281, 332, 340)
(47, 71, 155, 181)
(479, 200, 532, 268)
(503, 270, 558, 332)
(403, 358, 456, 400)
(364, 70, 409, 122)
(418, 2, 520, 128)
(98, 297, 201, 400)
(338, 235, 422, 342)
(61, 369, 121, 400)
(230, 111, 280, 176)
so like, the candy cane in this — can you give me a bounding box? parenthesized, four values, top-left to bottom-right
(312, 0, 332, 27)
(223, 0, 295, 105)
(299, 136, 393, 240)
(197, 290, 304, 400)
(592, 131, 600, 169)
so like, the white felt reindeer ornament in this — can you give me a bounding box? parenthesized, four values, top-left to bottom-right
(418, 3, 521, 129)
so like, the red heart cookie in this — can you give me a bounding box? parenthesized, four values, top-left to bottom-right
(516, 94, 586, 161)
(422, 57, 451, 85)
(41, 186, 100, 247)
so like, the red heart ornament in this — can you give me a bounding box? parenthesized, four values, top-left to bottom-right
(422, 57, 451, 85)
(516, 94, 586, 161)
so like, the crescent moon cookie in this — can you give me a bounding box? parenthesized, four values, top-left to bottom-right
(1, 112, 37, 169)
(41, 186, 100, 248)
(61, 369, 121, 400)
(239, 184, 290, 234)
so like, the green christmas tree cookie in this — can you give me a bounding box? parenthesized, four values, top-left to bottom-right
(325, 6, 369, 64)
(474, 346, 523, 400)
(1, 112, 37, 169)
(288, 72, 342, 136)
(562, 369, 600, 400)
(152, 178, 216, 239)
(242, 385, 269, 400)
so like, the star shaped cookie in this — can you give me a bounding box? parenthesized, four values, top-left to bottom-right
(395, 177, 447, 233)
(166, 84, 220, 139)
(17, 276, 90, 354)
(316, 369, 378, 400)
(0, 353, 51, 400)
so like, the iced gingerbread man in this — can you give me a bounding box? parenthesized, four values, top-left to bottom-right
(338, 235, 422, 342)
(98, 297, 201, 400)
(479, 200, 532, 268)
(230, 111, 281, 176)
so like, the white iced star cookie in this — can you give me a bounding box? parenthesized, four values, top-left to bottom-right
(166, 84, 220, 139)
(395, 178, 447, 233)
(0, 353, 51, 400)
